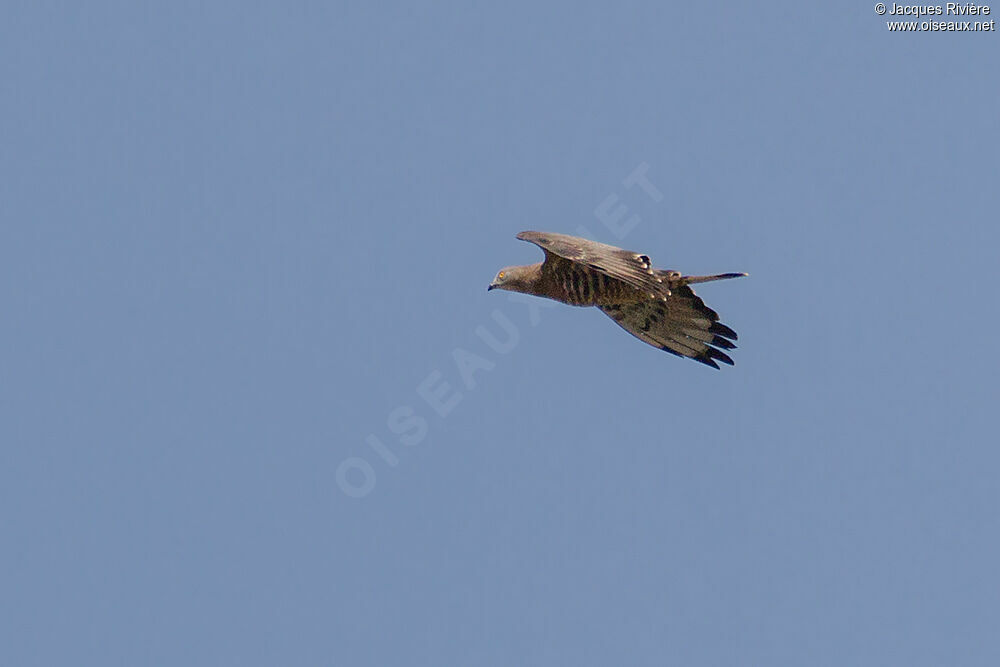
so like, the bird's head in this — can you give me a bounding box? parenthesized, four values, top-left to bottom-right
(487, 265, 531, 292)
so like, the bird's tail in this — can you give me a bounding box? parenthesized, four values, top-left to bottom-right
(679, 272, 748, 285)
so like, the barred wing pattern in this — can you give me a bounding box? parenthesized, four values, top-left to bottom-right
(517, 231, 673, 300)
(599, 284, 739, 369)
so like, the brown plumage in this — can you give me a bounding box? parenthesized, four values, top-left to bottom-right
(488, 231, 746, 369)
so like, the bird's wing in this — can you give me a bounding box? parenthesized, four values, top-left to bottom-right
(599, 285, 739, 368)
(517, 231, 671, 300)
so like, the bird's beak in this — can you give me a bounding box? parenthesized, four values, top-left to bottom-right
(487, 283, 496, 291)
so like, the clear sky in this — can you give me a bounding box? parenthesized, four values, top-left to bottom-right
(2, 3, 999, 665)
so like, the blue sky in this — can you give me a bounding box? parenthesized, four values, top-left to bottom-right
(2, 3, 999, 665)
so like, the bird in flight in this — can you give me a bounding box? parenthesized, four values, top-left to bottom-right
(488, 231, 746, 368)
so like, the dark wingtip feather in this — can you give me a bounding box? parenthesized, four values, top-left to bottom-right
(706, 347, 735, 366)
(710, 322, 739, 341)
(711, 335, 737, 350)
(693, 355, 721, 369)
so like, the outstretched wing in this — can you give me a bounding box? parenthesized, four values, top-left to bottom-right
(517, 231, 671, 300)
(599, 284, 740, 369)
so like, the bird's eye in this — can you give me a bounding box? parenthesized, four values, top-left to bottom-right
(498, 271, 505, 279)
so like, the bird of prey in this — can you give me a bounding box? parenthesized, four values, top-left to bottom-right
(488, 231, 746, 368)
